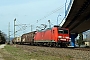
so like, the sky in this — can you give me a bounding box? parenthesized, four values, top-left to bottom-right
(0, 0, 70, 37)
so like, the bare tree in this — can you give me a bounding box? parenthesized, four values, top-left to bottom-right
(0, 30, 7, 44)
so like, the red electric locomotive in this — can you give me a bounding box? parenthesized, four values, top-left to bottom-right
(34, 26, 70, 47)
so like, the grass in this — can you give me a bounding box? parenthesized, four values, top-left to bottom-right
(0, 45, 72, 60)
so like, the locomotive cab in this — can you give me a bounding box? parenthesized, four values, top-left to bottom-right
(52, 26, 70, 47)
(58, 28, 70, 42)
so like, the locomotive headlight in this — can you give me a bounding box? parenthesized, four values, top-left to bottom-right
(65, 37, 69, 39)
(58, 36, 62, 38)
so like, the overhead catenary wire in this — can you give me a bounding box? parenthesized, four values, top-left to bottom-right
(33, 3, 70, 27)
(36, 4, 65, 23)
(12, 2, 70, 37)
(15, 20, 31, 33)
(15, 4, 65, 32)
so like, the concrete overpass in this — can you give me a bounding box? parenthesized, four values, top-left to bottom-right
(62, 0, 90, 33)
(61, 0, 90, 47)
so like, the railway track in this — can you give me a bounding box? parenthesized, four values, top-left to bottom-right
(73, 47, 90, 51)
(15, 44, 90, 60)
(16, 44, 90, 51)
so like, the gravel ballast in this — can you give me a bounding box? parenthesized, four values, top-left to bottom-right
(16, 45, 90, 60)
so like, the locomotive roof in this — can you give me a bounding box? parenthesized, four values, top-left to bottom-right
(22, 31, 36, 35)
(36, 27, 68, 32)
(37, 28, 52, 32)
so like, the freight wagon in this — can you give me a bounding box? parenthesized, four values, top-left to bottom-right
(21, 31, 36, 45)
(12, 37, 21, 44)
(12, 31, 36, 45)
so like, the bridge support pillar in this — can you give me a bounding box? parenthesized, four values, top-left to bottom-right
(70, 33, 78, 47)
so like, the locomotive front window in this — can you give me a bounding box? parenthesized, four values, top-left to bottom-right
(64, 30, 68, 34)
(58, 30, 63, 33)
(58, 30, 68, 34)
